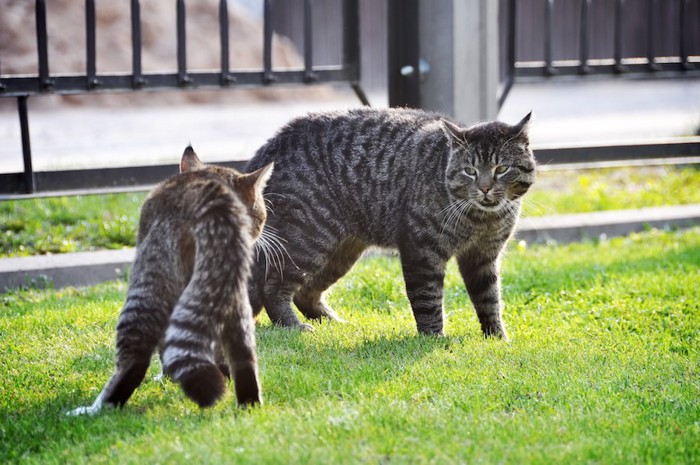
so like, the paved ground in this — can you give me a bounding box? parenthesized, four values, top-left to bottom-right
(1, 78, 699, 173)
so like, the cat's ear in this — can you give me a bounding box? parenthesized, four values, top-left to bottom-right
(180, 145, 206, 173)
(512, 111, 533, 138)
(440, 119, 468, 143)
(243, 163, 274, 194)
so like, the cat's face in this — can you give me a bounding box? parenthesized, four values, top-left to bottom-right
(442, 113, 536, 213)
(180, 146, 273, 240)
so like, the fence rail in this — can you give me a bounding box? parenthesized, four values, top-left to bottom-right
(0, 0, 367, 196)
(498, 0, 700, 165)
(501, 0, 699, 87)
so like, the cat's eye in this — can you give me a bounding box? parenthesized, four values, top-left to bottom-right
(464, 167, 477, 176)
(494, 165, 509, 175)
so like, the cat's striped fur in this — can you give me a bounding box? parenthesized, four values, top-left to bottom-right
(69, 147, 272, 415)
(246, 107, 535, 337)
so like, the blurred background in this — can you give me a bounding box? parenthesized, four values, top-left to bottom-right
(1, 0, 699, 180)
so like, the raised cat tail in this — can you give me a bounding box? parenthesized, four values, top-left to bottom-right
(161, 179, 258, 407)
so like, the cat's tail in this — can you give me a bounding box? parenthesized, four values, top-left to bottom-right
(161, 180, 260, 407)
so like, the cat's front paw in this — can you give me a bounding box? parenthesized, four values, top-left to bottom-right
(299, 323, 315, 332)
(482, 325, 509, 342)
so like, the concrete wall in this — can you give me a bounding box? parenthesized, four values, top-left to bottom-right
(419, 0, 500, 124)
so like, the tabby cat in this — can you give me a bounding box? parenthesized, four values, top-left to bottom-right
(69, 147, 272, 414)
(246, 107, 535, 338)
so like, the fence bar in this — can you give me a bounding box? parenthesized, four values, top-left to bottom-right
(342, 0, 368, 105)
(219, 0, 234, 84)
(131, 0, 146, 87)
(303, 0, 316, 82)
(35, 0, 53, 90)
(85, 0, 99, 88)
(545, 0, 555, 75)
(263, 0, 274, 83)
(17, 96, 35, 194)
(506, 0, 517, 78)
(647, 0, 659, 71)
(579, 0, 591, 74)
(680, 0, 692, 70)
(176, 0, 191, 85)
(388, 0, 420, 108)
(614, 0, 625, 73)
(498, 0, 517, 107)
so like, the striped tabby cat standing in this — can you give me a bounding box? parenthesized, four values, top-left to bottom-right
(69, 147, 272, 414)
(247, 107, 535, 338)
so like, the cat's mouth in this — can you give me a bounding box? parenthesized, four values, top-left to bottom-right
(476, 198, 503, 211)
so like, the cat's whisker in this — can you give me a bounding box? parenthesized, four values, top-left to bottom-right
(455, 199, 473, 227)
(521, 197, 554, 216)
(439, 199, 464, 237)
(255, 237, 272, 278)
(260, 228, 300, 276)
(258, 233, 282, 276)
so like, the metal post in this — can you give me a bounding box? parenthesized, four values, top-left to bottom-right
(0, 56, 6, 92)
(219, 0, 235, 84)
(17, 96, 35, 194)
(506, 0, 517, 79)
(263, 0, 275, 84)
(579, 0, 591, 74)
(388, 0, 420, 108)
(647, 0, 659, 71)
(680, 0, 692, 70)
(545, 0, 555, 75)
(36, 0, 54, 90)
(498, 0, 517, 108)
(342, 0, 369, 105)
(614, 0, 625, 73)
(303, 0, 317, 82)
(131, 0, 146, 87)
(85, 0, 100, 88)
(177, 0, 192, 86)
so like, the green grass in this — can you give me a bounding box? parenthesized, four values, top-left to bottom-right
(1, 166, 700, 258)
(1, 227, 698, 464)
(522, 165, 700, 217)
(0, 193, 145, 257)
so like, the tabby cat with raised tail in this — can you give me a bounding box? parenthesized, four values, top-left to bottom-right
(246, 107, 535, 338)
(69, 147, 272, 415)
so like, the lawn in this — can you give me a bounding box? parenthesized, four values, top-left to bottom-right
(1, 165, 699, 257)
(1, 227, 698, 464)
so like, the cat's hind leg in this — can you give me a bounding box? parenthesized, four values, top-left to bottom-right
(220, 298, 261, 406)
(68, 284, 173, 415)
(293, 238, 366, 322)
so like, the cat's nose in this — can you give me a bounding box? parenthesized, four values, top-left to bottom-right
(480, 186, 491, 194)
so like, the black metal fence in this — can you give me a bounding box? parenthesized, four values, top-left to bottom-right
(498, 0, 700, 166)
(499, 0, 700, 103)
(0, 0, 367, 196)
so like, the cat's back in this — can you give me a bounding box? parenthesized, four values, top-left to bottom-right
(248, 107, 446, 171)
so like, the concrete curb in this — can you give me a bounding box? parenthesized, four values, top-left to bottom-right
(0, 249, 134, 291)
(516, 204, 700, 244)
(1, 205, 699, 291)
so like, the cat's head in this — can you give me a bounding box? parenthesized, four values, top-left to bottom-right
(441, 112, 536, 213)
(180, 146, 273, 240)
